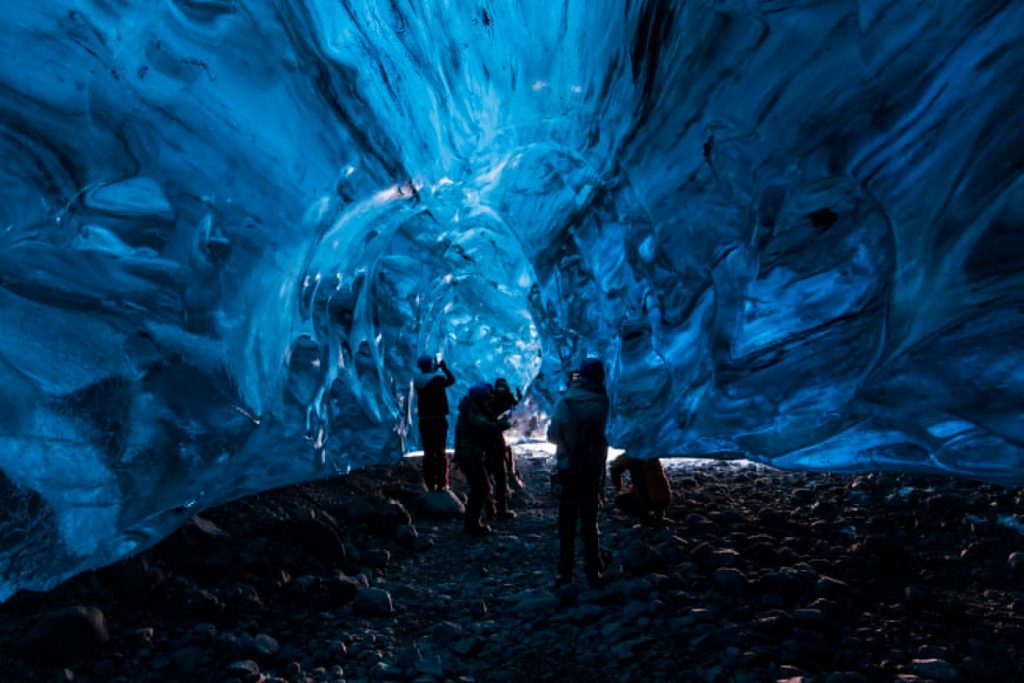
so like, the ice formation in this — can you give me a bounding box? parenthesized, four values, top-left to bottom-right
(1, 1, 1022, 597)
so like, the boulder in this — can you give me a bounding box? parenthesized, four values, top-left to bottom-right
(353, 587, 394, 617)
(19, 607, 110, 666)
(415, 490, 466, 520)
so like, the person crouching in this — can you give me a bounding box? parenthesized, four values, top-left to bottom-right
(610, 454, 671, 524)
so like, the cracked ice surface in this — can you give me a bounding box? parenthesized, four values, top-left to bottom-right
(1, 1, 1023, 597)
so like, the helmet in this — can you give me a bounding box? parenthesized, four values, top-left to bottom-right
(468, 382, 493, 399)
(494, 377, 510, 391)
(416, 355, 434, 372)
(579, 357, 605, 383)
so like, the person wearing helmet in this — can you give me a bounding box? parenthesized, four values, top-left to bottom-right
(455, 383, 510, 536)
(547, 357, 610, 587)
(414, 354, 456, 491)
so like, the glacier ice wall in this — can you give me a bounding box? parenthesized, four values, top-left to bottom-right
(1, 0, 1023, 597)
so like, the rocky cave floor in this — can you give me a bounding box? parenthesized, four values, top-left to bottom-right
(2, 446, 1023, 683)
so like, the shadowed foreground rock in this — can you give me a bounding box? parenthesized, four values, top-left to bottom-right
(1, 448, 1022, 682)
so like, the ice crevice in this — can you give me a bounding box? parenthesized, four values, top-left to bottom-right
(1, 1, 1023, 597)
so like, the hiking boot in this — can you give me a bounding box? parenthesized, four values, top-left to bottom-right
(585, 569, 605, 588)
(496, 510, 517, 521)
(464, 523, 492, 537)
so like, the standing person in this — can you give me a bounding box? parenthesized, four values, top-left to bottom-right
(487, 378, 523, 517)
(610, 454, 671, 524)
(414, 354, 456, 492)
(547, 357, 610, 587)
(455, 383, 510, 536)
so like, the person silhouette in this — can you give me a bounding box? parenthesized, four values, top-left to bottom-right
(413, 354, 456, 491)
(547, 358, 610, 587)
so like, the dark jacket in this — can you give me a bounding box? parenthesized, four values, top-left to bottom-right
(547, 379, 609, 479)
(455, 396, 510, 463)
(414, 366, 455, 419)
(491, 387, 518, 416)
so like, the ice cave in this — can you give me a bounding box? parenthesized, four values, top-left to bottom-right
(1, 1, 1023, 600)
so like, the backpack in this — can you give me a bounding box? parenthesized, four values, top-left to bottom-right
(560, 398, 608, 479)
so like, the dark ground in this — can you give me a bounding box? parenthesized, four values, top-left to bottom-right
(1, 445, 1023, 683)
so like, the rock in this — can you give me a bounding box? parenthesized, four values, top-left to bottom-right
(713, 567, 750, 595)
(368, 498, 413, 535)
(452, 636, 484, 659)
(512, 588, 559, 616)
(621, 540, 665, 574)
(363, 548, 391, 569)
(194, 622, 217, 638)
(432, 621, 464, 640)
(393, 524, 419, 548)
(171, 645, 206, 673)
(180, 585, 224, 614)
(815, 576, 850, 598)
(825, 673, 867, 683)
(227, 660, 261, 676)
(129, 627, 155, 645)
(911, 658, 958, 681)
(328, 573, 360, 604)
(353, 587, 394, 617)
(188, 514, 231, 540)
(241, 633, 281, 661)
(276, 517, 347, 565)
(416, 654, 444, 677)
(19, 606, 110, 666)
(395, 643, 422, 671)
(95, 557, 166, 599)
(416, 490, 466, 520)
(1008, 551, 1024, 577)
(710, 548, 742, 567)
(792, 608, 826, 626)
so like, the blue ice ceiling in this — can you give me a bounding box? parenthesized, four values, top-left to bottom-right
(1, 0, 1023, 597)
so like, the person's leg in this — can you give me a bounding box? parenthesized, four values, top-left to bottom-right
(557, 476, 579, 580)
(437, 418, 449, 490)
(418, 420, 436, 490)
(506, 445, 524, 491)
(489, 447, 510, 514)
(579, 477, 603, 582)
(463, 458, 491, 533)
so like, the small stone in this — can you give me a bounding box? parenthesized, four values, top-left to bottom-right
(129, 627, 155, 645)
(353, 587, 394, 617)
(433, 621, 464, 641)
(363, 548, 391, 569)
(227, 659, 260, 676)
(1008, 551, 1024, 577)
(825, 674, 866, 683)
(452, 636, 484, 659)
(171, 646, 205, 673)
(244, 633, 281, 660)
(710, 548, 742, 567)
(911, 658, 958, 682)
(621, 540, 665, 574)
(416, 490, 465, 520)
(815, 576, 850, 598)
(713, 567, 749, 594)
(194, 622, 217, 637)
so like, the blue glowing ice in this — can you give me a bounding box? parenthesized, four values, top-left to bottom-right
(1, 1, 1023, 597)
